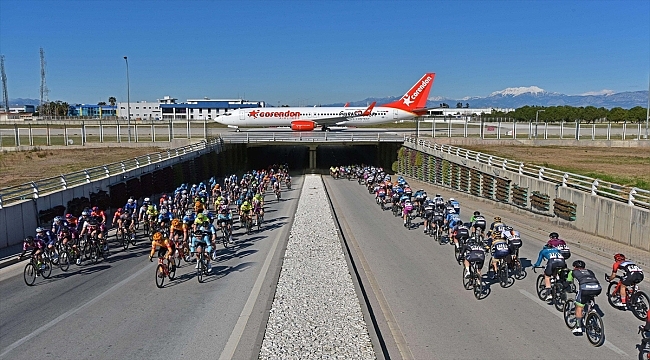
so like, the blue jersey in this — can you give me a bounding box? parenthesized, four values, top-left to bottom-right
(446, 213, 459, 223)
(534, 247, 563, 267)
(182, 214, 195, 224)
(124, 202, 137, 213)
(158, 213, 173, 222)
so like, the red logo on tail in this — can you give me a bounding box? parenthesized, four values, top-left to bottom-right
(382, 73, 435, 112)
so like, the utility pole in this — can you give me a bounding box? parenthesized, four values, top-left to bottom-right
(0, 55, 8, 112)
(40, 48, 49, 118)
(124, 56, 131, 142)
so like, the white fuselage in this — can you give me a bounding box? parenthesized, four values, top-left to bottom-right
(214, 106, 417, 128)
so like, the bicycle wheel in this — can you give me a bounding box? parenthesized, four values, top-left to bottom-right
(121, 232, 129, 250)
(553, 285, 566, 312)
(606, 281, 620, 308)
(130, 231, 137, 246)
(462, 267, 472, 290)
(454, 246, 463, 265)
(197, 259, 204, 283)
(41, 258, 52, 279)
(563, 299, 577, 329)
(155, 264, 165, 288)
(24, 263, 37, 286)
(83, 241, 92, 260)
(174, 249, 181, 268)
(222, 235, 230, 249)
(499, 265, 509, 288)
(183, 244, 192, 263)
(102, 243, 110, 260)
(210, 249, 219, 261)
(513, 260, 526, 280)
(473, 274, 484, 300)
(631, 291, 650, 321)
(59, 251, 70, 272)
(168, 262, 176, 281)
(437, 229, 444, 245)
(585, 312, 605, 347)
(90, 245, 99, 264)
(536, 274, 547, 301)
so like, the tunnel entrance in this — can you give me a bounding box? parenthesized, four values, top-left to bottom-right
(245, 143, 400, 173)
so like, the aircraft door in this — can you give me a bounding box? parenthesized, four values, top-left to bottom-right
(239, 110, 245, 120)
(393, 109, 399, 120)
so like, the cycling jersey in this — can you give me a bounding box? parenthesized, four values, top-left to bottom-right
(447, 214, 461, 228)
(614, 260, 644, 285)
(491, 239, 510, 259)
(124, 202, 138, 214)
(534, 247, 566, 276)
(20, 239, 46, 257)
(568, 269, 602, 305)
(463, 244, 485, 267)
(453, 225, 470, 240)
(240, 201, 253, 213)
(470, 215, 486, 230)
(150, 238, 175, 259)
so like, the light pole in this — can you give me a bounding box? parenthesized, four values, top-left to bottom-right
(645, 73, 649, 139)
(535, 109, 545, 139)
(124, 56, 131, 142)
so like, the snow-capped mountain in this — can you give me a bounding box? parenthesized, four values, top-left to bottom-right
(325, 87, 648, 109)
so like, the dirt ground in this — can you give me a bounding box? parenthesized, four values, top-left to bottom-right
(0, 146, 163, 188)
(462, 145, 650, 190)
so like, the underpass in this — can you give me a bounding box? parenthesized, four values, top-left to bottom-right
(324, 176, 644, 359)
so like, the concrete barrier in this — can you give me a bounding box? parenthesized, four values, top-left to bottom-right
(401, 141, 649, 251)
(0, 139, 224, 249)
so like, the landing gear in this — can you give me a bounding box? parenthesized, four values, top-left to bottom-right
(321, 126, 330, 132)
(235, 128, 241, 132)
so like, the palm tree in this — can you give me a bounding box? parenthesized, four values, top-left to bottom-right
(108, 96, 116, 106)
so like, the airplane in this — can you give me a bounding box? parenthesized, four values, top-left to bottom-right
(214, 73, 435, 131)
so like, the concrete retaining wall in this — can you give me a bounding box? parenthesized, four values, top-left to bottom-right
(404, 142, 649, 251)
(0, 142, 223, 249)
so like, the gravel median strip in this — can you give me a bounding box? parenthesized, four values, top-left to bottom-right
(259, 174, 376, 360)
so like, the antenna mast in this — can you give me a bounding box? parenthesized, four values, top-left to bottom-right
(1, 55, 8, 112)
(40, 48, 49, 116)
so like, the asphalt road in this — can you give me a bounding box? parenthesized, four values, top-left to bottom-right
(324, 176, 642, 360)
(0, 178, 301, 360)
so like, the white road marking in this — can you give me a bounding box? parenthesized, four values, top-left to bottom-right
(0, 261, 155, 359)
(519, 289, 628, 357)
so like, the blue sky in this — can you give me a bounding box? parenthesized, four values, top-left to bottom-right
(1, 0, 648, 105)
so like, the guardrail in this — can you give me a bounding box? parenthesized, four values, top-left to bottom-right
(220, 132, 405, 143)
(404, 136, 650, 209)
(0, 137, 223, 209)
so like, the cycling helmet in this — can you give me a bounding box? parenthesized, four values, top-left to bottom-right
(220, 204, 228, 212)
(449, 198, 455, 202)
(117, 207, 123, 213)
(614, 253, 625, 262)
(492, 230, 502, 237)
(494, 216, 501, 222)
(447, 208, 456, 214)
(185, 210, 193, 216)
(161, 209, 168, 215)
(128, 199, 134, 204)
(171, 219, 180, 227)
(195, 201, 202, 207)
(82, 211, 90, 216)
(436, 194, 441, 197)
(65, 214, 73, 219)
(24, 236, 34, 244)
(152, 232, 163, 241)
(504, 226, 513, 231)
(182, 190, 187, 194)
(144, 197, 150, 203)
(53, 216, 61, 223)
(549, 232, 559, 239)
(92, 206, 99, 212)
(572, 260, 586, 269)
(35, 227, 44, 233)
(473, 211, 480, 216)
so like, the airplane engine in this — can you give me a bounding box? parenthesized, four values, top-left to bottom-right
(290, 120, 315, 131)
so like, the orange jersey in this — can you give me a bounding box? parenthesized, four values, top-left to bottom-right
(150, 238, 174, 258)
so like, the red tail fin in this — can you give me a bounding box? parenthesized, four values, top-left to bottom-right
(382, 73, 435, 112)
(361, 101, 376, 116)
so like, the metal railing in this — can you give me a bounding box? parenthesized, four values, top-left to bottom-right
(220, 131, 405, 143)
(404, 136, 650, 208)
(0, 137, 223, 209)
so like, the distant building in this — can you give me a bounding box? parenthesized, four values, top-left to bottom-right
(68, 104, 117, 118)
(426, 107, 514, 118)
(5, 105, 36, 113)
(117, 96, 265, 121)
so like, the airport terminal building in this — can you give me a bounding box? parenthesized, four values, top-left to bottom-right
(117, 96, 264, 121)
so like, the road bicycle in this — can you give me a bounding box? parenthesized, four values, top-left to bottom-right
(563, 297, 605, 347)
(194, 248, 209, 283)
(535, 266, 571, 311)
(23, 254, 52, 286)
(638, 325, 650, 360)
(155, 256, 176, 288)
(605, 274, 650, 320)
(462, 261, 485, 300)
(493, 256, 513, 288)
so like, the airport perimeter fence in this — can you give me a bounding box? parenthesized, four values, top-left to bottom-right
(399, 136, 649, 250)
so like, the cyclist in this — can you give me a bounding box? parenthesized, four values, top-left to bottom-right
(149, 231, 175, 264)
(487, 216, 505, 238)
(402, 199, 414, 227)
(566, 260, 602, 334)
(469, 211, 487, 238)
(534, 243, 566, 301)
(194, 200, 205, 214)
(169, 218, 184, 247)
(217, 204, 234, 242)
(451, 221, 470, 249)
(433, 193, 445, 211)
(146, 205, 159, 227)
(190, 227, 212, 273)
(18, 236, 46, 269)
(158, 208, 173, 229)
(502, 226, 523, 260)
(547, 232, 571, 260)
(422, 198, 436, 234)
(447, 197, 460, 215)
(606, 253, 644, 307)
(252, 194, 264, 225)
(240, 199, 253, 225)
(489, 230, 511, 277)
(124, 198, 138, 217)
(462, 236, 486, 279)
(182, 210, 195, 244)
(445, 208, 461, 239)
(36, 226, 57, 259)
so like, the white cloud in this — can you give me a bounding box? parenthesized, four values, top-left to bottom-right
(580, 89, 615, 96)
